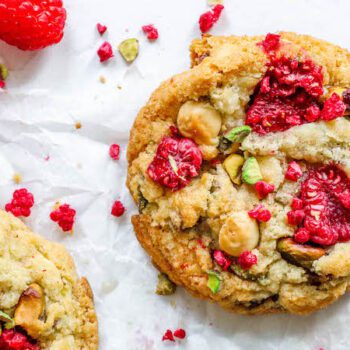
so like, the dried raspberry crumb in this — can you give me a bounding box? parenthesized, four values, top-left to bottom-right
(291, 197, 303, 210)
(111, 200, 125, 217)
(0, 80, 5, 89)
(142, 24, 159, 40)
(321, 92, 346, 121)
(174, 329, 186, 339)
(305, 105, 321, 122)
(97, 23, 107, 35)
(197, 239, 206, 249)
(162, 329, 175, 342)
(248, 204, 271, 222)
(258, 33, 281, 54)
(109, 144, 120, 160)
(293, 228, 310, 244)
(237, 251, 258, 270)
(254, 181, 275, 199)
(5, 188, 34, 217)
(0, 329, 39, 350)
(50, 204, 76, 232)
(287, 210, 305, 225)
(97, 41, 114, 62)
(169, 125, 180, 137)
(199, 4, 224, 33)
(285, 161, 303, 181)
(213, 250, 232, 271)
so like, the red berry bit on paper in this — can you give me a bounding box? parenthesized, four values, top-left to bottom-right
(109, 144, 120, 160)
(0, 0, 66, 51)
(111, 200, 125, 217)
(199, 4, 224, 33)
(285, 161, 303, 181)
(97, 23, 107, 35)
(254, 181, 275, 199)
(142, 24, 159, 40)
(50, 204, 76, 232)
(248, 204, 271, 222)
(147, 136, 202, 191)
(162, 329, 175, 342)
(174, 329, 186, 339)
(237, 251, 258, 270)
(5, 188, 34, 217)
(97, 42, 114, 62)
(213, 249, 232, 271)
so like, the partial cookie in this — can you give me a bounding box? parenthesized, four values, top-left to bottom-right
(0, 210, 98, 349)
(127, 32, 350, 315)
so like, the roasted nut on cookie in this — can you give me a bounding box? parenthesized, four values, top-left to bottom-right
(14, 283, 45, 337)
(177, 101, 222, 145)
(219, 211, 259, 257)
(277, 238, 325, 268)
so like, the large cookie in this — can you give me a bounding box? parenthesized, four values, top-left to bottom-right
(0, 210, 98, 349)
(127, 32, 350, 315)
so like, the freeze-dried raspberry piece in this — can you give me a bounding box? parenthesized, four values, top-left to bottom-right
(199, 4, 224, 33)
(174, 329, 186, 339)
(111, 200, 125, 217)
(237, 251, 258, 270)
(109, 144, 120, 160)
(50, 204, 76, 232)
(287, 210, 305, 225)
(248, 204, 271, 222)
(0, 0, 66, 51)
(162, 329, 175, 342)
(291, 197, 303, 210)
(213, 250, 232, 271)
(5, 188, 34, 217)
(258, 33, 281, 54)
(254, 181, 275, 199)
(320, 93, 346, 121)
(0, 80, 5, 89)
(97, 41, 114, 62)
(147, 136, 202, 191)
(97, 23, 107, 35)
(293, 228, 310, 244)
(285, 161, 303, 181)
(0, 329, 39, 350)
(142, 24, 159, 40)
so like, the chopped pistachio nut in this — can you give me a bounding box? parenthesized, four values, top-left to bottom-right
(223, 154, 244, 184)
(207, 271, 221, 294)
(0, 64, 8, 81)
(156, 273, 176, 296)
(0, 311, 15, 329)
(224, 125, 252, 143)
(242, 157, 262, 185)
(118, 38, 139, 63)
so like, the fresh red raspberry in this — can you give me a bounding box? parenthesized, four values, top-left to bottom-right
(109, 144, 120, 160)
(254, 181, 275, 199)
(321, 92, 346, 121)
(97, 23, 107, 35)
(97, 41, 114, 62)
(213, 250, 232, 271)
(199, 4, 224, 33)
(173, 329, 186, 339)
(5, 188, 34, 217)
(285, 161, 303, 181)
(111, 200, 125, 217)
(162, 329, 175, 342)
(293, 228, 310, 244)
(147, 136, 202, 191)
(50, 204, 76, 232)
(291, 197, 303, 210)
(0, 329, 39, 350)
(248, 204, 271, 222)
(258, 33, 281, 54)
(287, 210, 305, 225)
(237, 251, 258, 270)
(142, 24, 159, 40)
(0, 0, 66, 51)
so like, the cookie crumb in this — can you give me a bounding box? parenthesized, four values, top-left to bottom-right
(99, 75, 106, 84)
(12, 173, 22, 184)
(75, 121, 82, 129)
(117, 85, 122, 90)
(156, 273, 176, 295)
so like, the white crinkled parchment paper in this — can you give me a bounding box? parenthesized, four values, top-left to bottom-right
(1, 0, 350, 349)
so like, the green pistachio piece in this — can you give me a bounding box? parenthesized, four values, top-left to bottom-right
(207, 271, 221, 294)
(0, 311, 14, 329)
(224, 125, 252, 143)
(118, 38, 139, 63)
(156, 273, 177, 296)
(242, 157, 263, 185)
(0, 64, 8, 81)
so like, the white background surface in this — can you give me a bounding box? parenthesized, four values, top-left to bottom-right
(0, 0, 350, 349)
